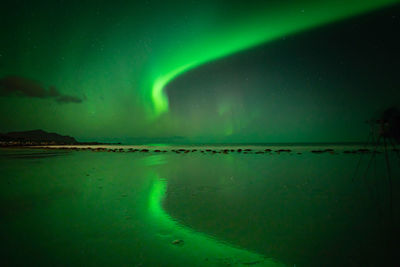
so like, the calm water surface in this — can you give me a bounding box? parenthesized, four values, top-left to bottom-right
(0, 145, 399, 266)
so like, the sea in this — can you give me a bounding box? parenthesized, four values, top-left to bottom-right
(0, 143, 399, 266)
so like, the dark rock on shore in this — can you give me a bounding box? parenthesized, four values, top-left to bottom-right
(311, 150, 324, 154)
(357, 148, 370, 153)
(276, 149, 291, 153)
(172, 239, 184, 245)
(311, 148, 335, 154)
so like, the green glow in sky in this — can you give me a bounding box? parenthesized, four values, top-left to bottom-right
(149, 0, 397, 116)
(152, 63, 196, 116)
(0, 0, 398, 142)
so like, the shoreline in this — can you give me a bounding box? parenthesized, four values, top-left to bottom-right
(1, 143, 390, 155)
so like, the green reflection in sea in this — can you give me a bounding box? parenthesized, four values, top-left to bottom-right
(0, 150, 285, 266)
(144, 154, 283, 266)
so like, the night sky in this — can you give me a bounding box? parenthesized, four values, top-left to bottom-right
(0, 0, 399, 143)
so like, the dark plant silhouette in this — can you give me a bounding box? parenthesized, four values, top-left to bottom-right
(354, 106, 400, 265)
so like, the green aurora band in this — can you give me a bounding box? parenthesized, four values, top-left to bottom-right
(149, 0, 398, 117)
(1, 0, 399, 141)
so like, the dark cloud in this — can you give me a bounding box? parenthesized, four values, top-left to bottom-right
(55, 95, 83, 104)
(0, 75, 84, 104)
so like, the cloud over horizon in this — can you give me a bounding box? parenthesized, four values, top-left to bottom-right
(0, 75, 84, 104)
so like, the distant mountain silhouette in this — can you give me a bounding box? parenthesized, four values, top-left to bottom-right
(0, 129, 77, 144)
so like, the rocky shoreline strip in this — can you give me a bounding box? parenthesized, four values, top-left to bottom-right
(10, 146, 393, 155)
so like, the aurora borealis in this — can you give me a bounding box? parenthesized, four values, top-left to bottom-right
(1, 0, 399, 143)
(149, 0, 397, 116)
(1, 1, 400, 262)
